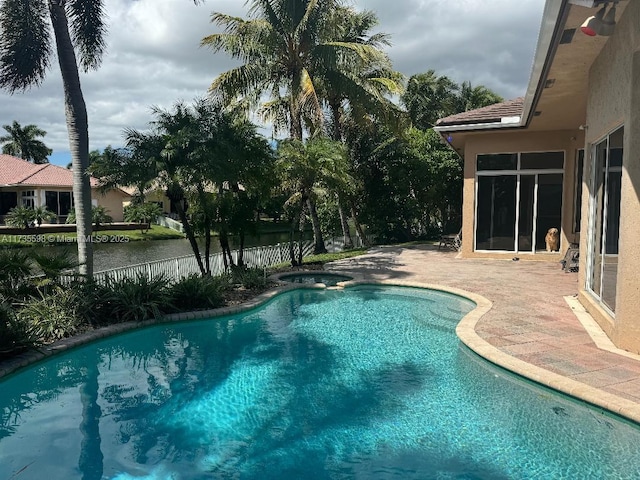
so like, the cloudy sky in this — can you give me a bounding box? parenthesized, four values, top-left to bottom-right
(0, 0, 545, 166)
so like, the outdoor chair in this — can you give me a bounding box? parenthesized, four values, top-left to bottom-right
(438, 229, 462, 251)
(560, 243, 579, 272)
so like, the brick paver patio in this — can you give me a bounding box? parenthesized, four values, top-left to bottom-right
(326, 244, 640, 420)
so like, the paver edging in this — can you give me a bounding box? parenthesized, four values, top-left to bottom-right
(456, 293, 640, 425)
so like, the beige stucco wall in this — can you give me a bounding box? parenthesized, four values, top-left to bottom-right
(92, 189, 127, 222)
(580, 0, 640, 352)
(460, 129, 583, 261)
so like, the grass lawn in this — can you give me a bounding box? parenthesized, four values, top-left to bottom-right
(0, 225, 184, 248)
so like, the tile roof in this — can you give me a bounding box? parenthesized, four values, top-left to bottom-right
(436, 97, 524, 127)
(0, 154, 98, 187)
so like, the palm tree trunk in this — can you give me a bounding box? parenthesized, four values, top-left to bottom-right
(307, 197, 327, 254)
(329, 99, 343, 142)
(288, 211, 298, 266)
(298, 205, 305, 266)
(329, 101, 353, 250)
(237, 231, 245, 268)
(350, 202, 370, 247)
(204, 227, 211, 275)
(49, 1, 93, 278)
(169, 187, 205, 275)
(337, 196, 353, 249)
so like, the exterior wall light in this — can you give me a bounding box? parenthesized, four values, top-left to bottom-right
(581, 1, 617, 37)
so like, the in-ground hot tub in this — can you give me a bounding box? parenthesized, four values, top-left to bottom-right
(278, 272, 353, 287)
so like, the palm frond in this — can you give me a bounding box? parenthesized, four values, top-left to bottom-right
(258, 98, 290, 136)
(209, 63, 273, 101)
(0, 0, 51, 91)
(67, 0, 107, 71)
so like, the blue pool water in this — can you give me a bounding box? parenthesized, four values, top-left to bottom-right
(1, 286, 640, 479)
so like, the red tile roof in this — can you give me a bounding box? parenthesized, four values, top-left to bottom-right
(0, 154, 99, 187)
(436, 97, 524, 127)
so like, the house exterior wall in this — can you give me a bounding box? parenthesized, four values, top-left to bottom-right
(460, 129, 583, 260)
(92, 189, 126, 222)
(0, 186, 126, 223)
(580, 0, 640, 353)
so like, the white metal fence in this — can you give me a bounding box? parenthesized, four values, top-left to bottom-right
(156, 215, 184, 233)
(60, 241, 315, 285)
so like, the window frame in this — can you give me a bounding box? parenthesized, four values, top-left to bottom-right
(474, 150, 565, 253)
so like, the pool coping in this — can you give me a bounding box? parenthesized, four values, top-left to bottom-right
(2, 274, 640, 425)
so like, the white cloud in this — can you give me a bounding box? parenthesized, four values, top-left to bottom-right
(0, 0, 546, 164)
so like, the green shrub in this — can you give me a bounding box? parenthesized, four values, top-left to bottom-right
(101, 274, 170, 323)
(124, 202, 162, 232)
(68, 280, 114, 327)
(18, 289, 81, 342)
(0, 249, 35, 300)
(5, 205, 35, 229)
(30, 248, 78, 287)
(168, 274, 226, 312)
(32, 206, 58, 227)
(232, 266, 268, 290)
(66, 205, 113, 229)
(0, 300, 35, 356)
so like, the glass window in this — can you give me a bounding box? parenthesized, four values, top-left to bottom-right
(59, 192, 73, 216)
(0, 192, 18, 215)
(477, 154, 517, 171)
(20, 190, 35, 208)
(475, 150, 565, 253)
(518, 175, 535, 251)
(520, 151, 564, 170)
(588, 126, 623, 313)
(476, 176, 517, 250)
(45, 191, 59, 214)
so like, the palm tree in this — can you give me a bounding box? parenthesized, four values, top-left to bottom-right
(401, 71, 460, 131)
(276, 137, 350, 262)
(0, 120, 52, 163)
(0, 0, 108, 277)
(202, 0, 389, 140)
(316, 8, 404, 249)
(0, 0, 201, 278)
(454, 81, 503, 113)
(204, 1, 395, 253)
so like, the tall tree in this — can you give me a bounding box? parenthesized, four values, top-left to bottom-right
(453, 80, 504, 113)
(202, 0, 392, 139)
(204, 0, 394, 253)
(111, 100, 273, 275)
(401, 70, 459, 131)
(402, 72, 504, 130)
(276, 137, 350, 263)
(0, 0, 200, 278)
(0, 0, 107, 277)
(317, 7, 404, 249)
(0, 120, 52, 163)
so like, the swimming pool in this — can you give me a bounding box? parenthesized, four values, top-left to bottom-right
(1, 286, 639, 479)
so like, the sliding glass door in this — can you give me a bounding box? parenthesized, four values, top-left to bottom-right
(475, 152, 564, 252)
(587, 127, 623, 313)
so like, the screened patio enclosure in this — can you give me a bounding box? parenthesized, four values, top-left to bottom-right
(475, 151, 564, 253)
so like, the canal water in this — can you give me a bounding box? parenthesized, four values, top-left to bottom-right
(37, 231, 311, 272)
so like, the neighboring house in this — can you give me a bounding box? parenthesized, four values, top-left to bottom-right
(0, 154, 129, 223)
(120, 185, 174, 217)
(433, 0, 640, 352)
